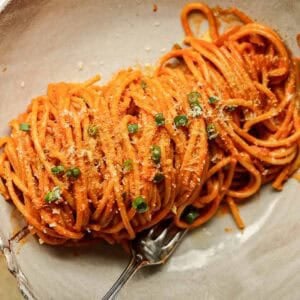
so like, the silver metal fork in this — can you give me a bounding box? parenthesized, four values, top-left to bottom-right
(102, 221, 187, 300)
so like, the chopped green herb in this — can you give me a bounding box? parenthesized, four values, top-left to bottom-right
(45, 186, 61, 203)
(87, 125, 99, 137)
(187, 91, 201, 106)
(51, 165, 65, 176)
(123, 159, 133, 173)
(184, 208, 199, 224)
(187, 92, 203, 117)
(141, 81, 147, 89)
(66, 167, 81, 179)
(208, 96, 219, 104)
(153, 172, 165, 184)
(132, 196, 148, 213)
(19, 123, 30, 132)
(151, 145, 161, 164)
(44, 192, 52, 202)
(174, 115, 188, 128)
(72, 167, 81, 178)
(127, 123, 139, 134)
(155, 113, 165, 126)
(206, 123, 219, 140)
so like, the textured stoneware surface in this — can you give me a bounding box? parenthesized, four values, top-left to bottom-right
(0, 0, 299, 299)
(0, 253, 20, 300)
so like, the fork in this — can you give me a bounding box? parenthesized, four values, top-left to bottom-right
(102, 221, 188, 300)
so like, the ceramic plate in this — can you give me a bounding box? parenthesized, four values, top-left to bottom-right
(0, 0, 299, 299)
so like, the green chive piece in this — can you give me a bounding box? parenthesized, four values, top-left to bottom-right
(153, 172, 165, 184)
(174, 115, 188, 128)
(188, 92, 202, 117)
(132, 196, 148, 213)
(151, 145, 161, 164)
(51, 165, 65, 176)
(45, 186, 61, 203)
(44, 192, 53, 202)
(207, 123, 219, 140)
(184, 208, 200, 224)
(141, 81, 147, 89)
(87, 125, 99, 137)
(155, 113, 165, 126)
(19, 123, 30, 132)
(226, 105, 237, 111)
(187, 91, 200, 106)
(208, 96, 219, 104)
(66, 167, 81, 179)
(71, 167, 81, 178)
(123, 159, 133, 173)
(127, 123, 139, 134)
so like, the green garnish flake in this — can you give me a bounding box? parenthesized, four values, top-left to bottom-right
(187, 91, 201, 106)
(184, 208, 200, 224)
(45, 186, 61, 203)
(206, 123, 219, 140)
(151, 145, 161, 164)
(127, 123, 139, 134)
(19, 123, 30, 132)
(153, 172, 165, 184)
(66, 167, 81, 179)
(155, 113, 165, 126)
(51, 165, 65, 176)
(141, 81, 147, 90)
(187, 92, 202, 117)
(208, 96, 219, 104)
(123, 159, 133, 173)
(132, 196, 148, 213)
(174, 115, 188, 128)
(87, 124, 99, 137)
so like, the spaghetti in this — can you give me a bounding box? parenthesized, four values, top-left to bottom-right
(0, 3, 299, 246)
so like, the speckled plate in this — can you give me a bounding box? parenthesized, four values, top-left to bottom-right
(0, 1, 299, 299)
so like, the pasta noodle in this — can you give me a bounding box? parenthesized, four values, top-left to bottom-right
(0, 3, 299, 246)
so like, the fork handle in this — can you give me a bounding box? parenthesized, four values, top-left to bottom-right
(102, 254, 146, 300)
